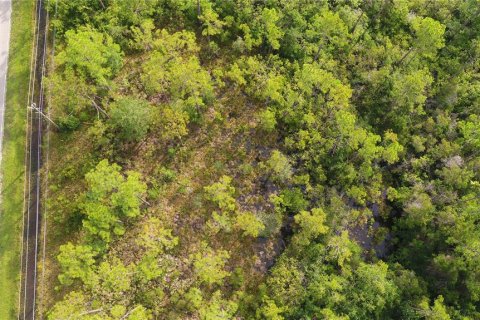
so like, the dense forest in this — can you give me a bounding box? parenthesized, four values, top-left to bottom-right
(40, 0, 480, 319)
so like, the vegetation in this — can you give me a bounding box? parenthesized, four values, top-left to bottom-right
(0, 0, 34, 318)
(41, 0, 480, 319)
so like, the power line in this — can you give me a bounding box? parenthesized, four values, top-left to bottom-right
(39, 0, 57, 317)
(20, 0, 42, 317)
(17, 0, 37, 316)
(29, 103, 58, 128)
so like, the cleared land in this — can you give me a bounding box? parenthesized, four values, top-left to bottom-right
(0, 0, 34, 318)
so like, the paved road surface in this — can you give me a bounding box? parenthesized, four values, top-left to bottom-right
(0, 0, 12, 165)
(19, 0, 47, 318)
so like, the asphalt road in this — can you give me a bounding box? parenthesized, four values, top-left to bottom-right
(0, 0, 12, 164)
(0, 0, 47, 318)
(19, 0, 47, 318)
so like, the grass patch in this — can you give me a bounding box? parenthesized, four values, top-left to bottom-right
(0, 0, 34, 318)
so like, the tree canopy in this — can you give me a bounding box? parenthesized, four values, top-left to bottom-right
(44, 0, 480, 319)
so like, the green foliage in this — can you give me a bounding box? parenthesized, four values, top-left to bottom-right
(459, 115, 480, 150)
(326, 231, 359, 270)
(82, 160, 147, 248)
(47, 291, 90, 320)
(192, 243, 230, 286)
(129, 19, 155, 52)
(419, 296, 451, 320)
(279, 188, 308, 214)
(411, 17, 446, 59)
(293, 208, 328, 247)
(403, 192, 435, 227)
(47, 68, 96, 119)
(56, 26, 123, 86)
(235, 211, 265, 237)
(258, 108, 277, 132)
(57, 243, 96, 286)
(205, 176, 266, 237)
(266, 257, 305, 309)
(382, 131, 404, 164)
(48, 289, 151, 320)
(122, 305, 151, 320)
(47, 0, 105, 35)
(136, 253, 164, 283)
(46, 1, 480, 319)
(137, 217, 178, 254)
(345, 262, 398, 319)
(157, 107, 189, 141)
(391, 69, 433, 113)
(141, 30, 213, 118)
(261, 8, 284, 50)
(295, 63, 351, 108)
(257, 299, 285, 320)
(109, 97, 152, 142)
(58, 114, 81, 132)
(204, 175, 236, 212)
(199, 1, 226, 38)
(265, 150, 292, 183)
(89, 259, 132, 299)
(198, 291, 238, 320)
(305, 8, 349, 57)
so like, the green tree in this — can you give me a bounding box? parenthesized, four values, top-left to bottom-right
(398, 16, 446, 64)
(137, 217, 178, 254)
(265, 150, 293, 183)
(129, 18, 155, 51)
(198, 291, 238, 320)
(382, 130, 404, 164)
(136, 253, 164, 283)
(47, 291, 91, 320)
(82, 160, 147, 247)
(411, 17, 446, 59)
(192, 243, 230, 286)
(204, 176, 237, 233)
(47, 0, 104, 35)
(257, 299, 285, 320)
(235, 211, 265, 237)
(261, 8, 284, 50)
(258, 108, 277, 132)
(122, 305, 151, 320)
(459, 115, 480, 150)
(204, 175, 236, 212)
(293, 208, 329, 247)
(109, 97, 152, 142)
(141, 30, 213, 118)
(266, 257, 305, 310)
(403, 192, 436, 227)
(157, 107, 189, 141)
(47, 68, 96, 123)
(326, 231, 359, 271)
(89, 259, 133, 302)
(345, 262, 399, 319)
(391, 69, 433, 114)
(108, 0, 159, 27)
(57, 243, 96, 286)
(198, 0, 226, 38)
(305, 8, 349, 58)
(295, 63, 352, 110)
(418, 296, 451, 320)
(56, 26, 123, 86)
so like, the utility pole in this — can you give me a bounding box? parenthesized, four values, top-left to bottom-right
(29, 103, 58, 128)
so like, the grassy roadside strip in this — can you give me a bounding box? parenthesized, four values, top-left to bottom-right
(0, 0, 34, 318)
